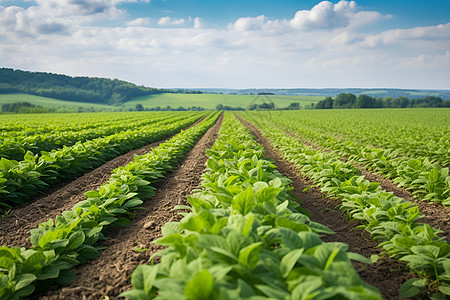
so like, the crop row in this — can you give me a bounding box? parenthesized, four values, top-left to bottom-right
(0, 111, 158, 134)
(2, 112, 202, 161)
(261, 109, 449, 167)
(121, 113, 381, 300)
(0, 112, 220, 299)
(0, 113, 206, 213)
(0, 112, 190, 161)
(240, 112, 450, 299)
(250, 111, 450, 206)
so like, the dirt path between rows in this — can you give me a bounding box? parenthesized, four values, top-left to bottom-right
(286, 128, 450, 243)
(235, 114, 413, 300)
(0, 115, 207, 249)
(38, 113, 223, 300)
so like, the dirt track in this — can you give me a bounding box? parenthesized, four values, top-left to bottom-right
(236, 114, 413, 300)
(39, 113, 223, 299)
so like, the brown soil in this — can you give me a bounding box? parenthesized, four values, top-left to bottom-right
(236, 114, 414, 300)
(0, 115, 207, 249)
(38, 113, 223, 300)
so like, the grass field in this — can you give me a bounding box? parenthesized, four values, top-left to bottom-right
(1, 93, 323, 111)
(0, 93, 116, 111)
(124, 93, 324, 109)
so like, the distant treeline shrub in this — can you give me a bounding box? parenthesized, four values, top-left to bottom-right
(314, 93, 450, 109)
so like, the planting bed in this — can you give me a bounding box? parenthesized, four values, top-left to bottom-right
(1, 109, 448, 299)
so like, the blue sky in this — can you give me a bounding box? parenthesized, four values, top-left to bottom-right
(0, 0, 449, 89)
(118, 0, 450, 28)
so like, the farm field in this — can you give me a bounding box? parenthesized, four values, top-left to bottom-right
(0, 108, 449, 300)
(0, 93, 323, 112)
(124, 93, 323, 109)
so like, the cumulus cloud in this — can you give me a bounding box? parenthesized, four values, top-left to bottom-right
(127, 17, 150, 26)
(0, 0, 128, 37)
(229, 1, 384, 34)
(158, 16, 185, 26)
(291, 1, 355, 29)
(193, 17, 202, 29)
(233, 15, 266, 31)
(361, 22, 450, 48)
(290, 0, 385, 29)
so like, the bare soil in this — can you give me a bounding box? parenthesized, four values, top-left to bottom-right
(0, 116, 207, 249)
(236, 114, 414, 300)
(38, 113, 223, 300)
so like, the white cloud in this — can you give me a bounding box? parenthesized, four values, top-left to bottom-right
(193, 17, 202, 29)
(291, 0, 356, 29)
(127, 17, 150, 26)
(158, 16, 185, 26)
(360, 22, 450, 48)
(233, 15, 266, 31)
(229, 1, 385, 34)
(0, 0, 124, 36)
(289, 0, 385, 29)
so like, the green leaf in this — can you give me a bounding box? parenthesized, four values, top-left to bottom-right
(84, 191, 100, 198)
(14, 273, 37, 291)
(399, 278, 427, 298)
(119, 289, 152, 300)
(347, 252, 373, 264)
(56, 269, 75, 284)
(112, 217, 132, 227)
(37, 265, 61, 280)
(67, 231, 85, 250)
(131, 265, 158, 295)
(256, 186, 282, 203)
(256, 284, 289, 298)
(181, 211, 214, 233)
(280, 249, 304, 278)
(242, 214, 254, 237)
(185, 270, 214, 300)
(123, 199, 144, 209)
(0, 256, 15, 269)
(438, 284, 450, 295)
(276, 217, 311, 233)
(232, 186, 256, 215)
(238, 242, 262, 268)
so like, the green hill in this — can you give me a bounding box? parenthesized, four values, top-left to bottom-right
(0, 68, 168, 105)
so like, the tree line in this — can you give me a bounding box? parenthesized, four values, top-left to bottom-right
(0, 68, 202, 105)
(314, 93, 450, 109)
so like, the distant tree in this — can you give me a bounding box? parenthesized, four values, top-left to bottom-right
(135, 103, 144, 111)
(382, 97, 393, 108)
(216, 104, 224, 110)
(288, 102, 300, 110)
(334, 93, 356, 109)
(315, 97, 334, 109)
(355, 94, 375, 108)
(258, 103, 275, 109)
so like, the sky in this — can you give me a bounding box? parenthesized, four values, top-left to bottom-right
(0, 0, 449, 89)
